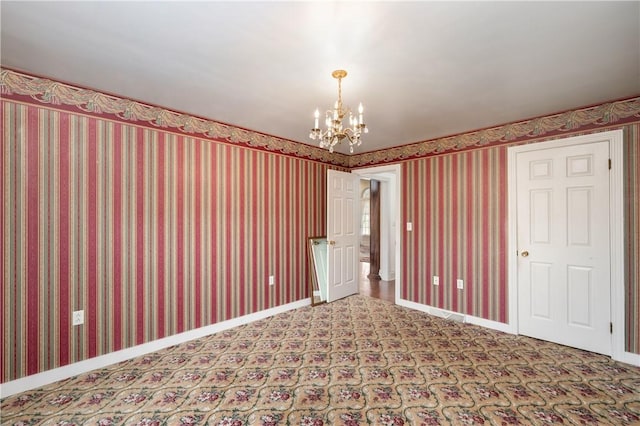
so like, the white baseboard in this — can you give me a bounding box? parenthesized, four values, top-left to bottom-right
(397, 299, 466, 323)
(0, 298, 311, 399)
(617, 351, 640, 367)
(380, 270, 395, 281)
(396, 298, 514, 334)
(3, 296, 637, 398)
(396, 298, 639, 366)
(464, 313, 516, 334)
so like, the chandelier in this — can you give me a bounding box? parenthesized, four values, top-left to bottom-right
(310, 69, 368, 153)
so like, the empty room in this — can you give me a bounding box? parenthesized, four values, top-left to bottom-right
(1, 2, 639, 424)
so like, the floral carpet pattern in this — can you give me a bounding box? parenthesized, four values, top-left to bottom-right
(2, 295, 640, 425)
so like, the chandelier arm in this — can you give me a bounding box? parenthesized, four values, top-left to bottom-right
(311, 69, 366, 153)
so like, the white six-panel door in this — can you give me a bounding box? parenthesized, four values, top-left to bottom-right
(516, 141, 611, 355)
(326, 170, 360, 302)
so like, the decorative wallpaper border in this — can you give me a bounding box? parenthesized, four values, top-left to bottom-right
(1, 68, 639, 168)
(349, 97, 640, 167)
(0, 69, 350, 167)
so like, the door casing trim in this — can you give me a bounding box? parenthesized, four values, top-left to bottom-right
(353, 164, 402, 303)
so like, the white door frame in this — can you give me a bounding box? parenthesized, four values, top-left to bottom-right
(353, 164, 402, 303)
(507, 129, 634, 364)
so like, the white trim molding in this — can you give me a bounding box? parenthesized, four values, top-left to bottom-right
(352, 164, 403, 304)
(396, 298, 515, 334)
(616, 351, 640, 367)
(398, 296, 638, 367)
(0, 299, 311, 398)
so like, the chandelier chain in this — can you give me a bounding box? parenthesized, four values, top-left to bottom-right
(337, 76, 343, 113)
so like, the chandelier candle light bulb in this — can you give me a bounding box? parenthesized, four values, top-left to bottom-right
(310, 69, 368, 153)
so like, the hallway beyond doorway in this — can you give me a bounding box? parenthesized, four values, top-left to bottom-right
(359, 261, 394, 303)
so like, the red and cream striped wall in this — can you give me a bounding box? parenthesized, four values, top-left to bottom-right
(1, 69, 639, 384)
(399, 126, 640, 354)
(401, 147, 508, 322)
(623, 125, 640, 354)
(1, 100, 334, 382)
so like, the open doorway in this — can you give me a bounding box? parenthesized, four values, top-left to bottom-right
(358, 178, 392, 301)
(353, 164, 402, 303)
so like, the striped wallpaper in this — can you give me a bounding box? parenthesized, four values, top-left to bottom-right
(401, 147, 508, 322)
(624, 125, 640, 354)
(400, 126, 640, 354)
(1, 69, 639, 384)
(1, 100, 332, 382)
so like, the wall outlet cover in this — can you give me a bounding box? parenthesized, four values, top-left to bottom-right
(72, 310, 84, 326)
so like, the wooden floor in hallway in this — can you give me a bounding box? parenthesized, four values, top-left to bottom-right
(358, 261, 395, 303)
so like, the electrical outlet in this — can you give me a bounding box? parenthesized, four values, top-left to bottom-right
(72, 310, 84, 326)
(456, 279, 464, 290)
(433, 275, 439, 286)
(269, 275, 275, 286)
(406, 222, 413, 231)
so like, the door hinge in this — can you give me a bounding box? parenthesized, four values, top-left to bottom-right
(608, 159, 612, 170)
(610, 322, 613, 334)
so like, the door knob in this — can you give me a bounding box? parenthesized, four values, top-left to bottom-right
(328, 240, 336, 245)
(521, 250, 529, 257)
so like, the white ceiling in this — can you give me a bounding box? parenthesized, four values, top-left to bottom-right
(2, 1, 639, 154)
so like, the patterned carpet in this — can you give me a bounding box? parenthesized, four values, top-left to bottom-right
(2, 295, 640, 425)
